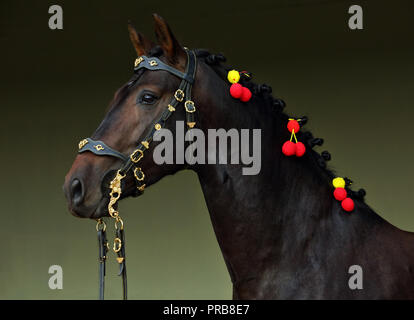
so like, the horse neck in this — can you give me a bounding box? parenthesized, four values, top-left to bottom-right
(193, 90, 383, 285)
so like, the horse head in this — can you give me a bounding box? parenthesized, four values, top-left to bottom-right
(63, 14, 236, 218)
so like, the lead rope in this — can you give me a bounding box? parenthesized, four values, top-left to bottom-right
(96, 170, 127, 300)
(96, 219, 108, 300)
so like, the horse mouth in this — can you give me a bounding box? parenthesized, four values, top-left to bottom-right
(90, 178, 138, 219)
(90, 196, 112, 219)
(89, 185, 140, 219)
(67, 196, 111, 219)
(68, 170, 139, 219)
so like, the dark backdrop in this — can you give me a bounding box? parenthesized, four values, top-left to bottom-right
(1, 0, 413, 299)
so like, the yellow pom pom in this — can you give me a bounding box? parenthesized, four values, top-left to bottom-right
(227, 70, 240, 84)
(332, 177, 345, 189)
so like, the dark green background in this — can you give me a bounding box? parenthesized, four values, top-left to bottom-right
(1, 0, 413, 299)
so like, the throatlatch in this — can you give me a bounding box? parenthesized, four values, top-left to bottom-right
(77, 49, 198, 299)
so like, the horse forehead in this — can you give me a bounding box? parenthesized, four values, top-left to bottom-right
(135, 68, 180, 89)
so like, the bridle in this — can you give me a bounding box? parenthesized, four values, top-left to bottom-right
(77, 49, 197, 299)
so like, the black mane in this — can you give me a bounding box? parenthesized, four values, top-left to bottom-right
(192, 48, 367, 202)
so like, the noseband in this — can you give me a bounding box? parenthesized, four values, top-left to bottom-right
(77, 49, 197, 299)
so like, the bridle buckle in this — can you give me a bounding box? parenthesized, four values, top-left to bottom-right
(133, 167, 145, 181)
(174, 89, 185, 102)
(130, 149, 144, 163)
(184, 100, 196, 113)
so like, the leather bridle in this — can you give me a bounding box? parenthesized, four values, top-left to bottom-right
(77, 49, 197, 299)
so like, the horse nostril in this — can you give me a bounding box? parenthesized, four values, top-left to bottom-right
(71, 178, 84, 206)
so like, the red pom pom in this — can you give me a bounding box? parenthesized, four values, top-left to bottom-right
(287, 120, 300, 133)
(230, 83, 243, 99)
(341, 197, 355, 212)
(240, 87, 252, 102)
(282, 141, 296, 156)
(333, 187, 347, 201)
(295, 142, 306, 157)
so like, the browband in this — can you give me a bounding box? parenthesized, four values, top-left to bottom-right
(133, 55, 195, 84)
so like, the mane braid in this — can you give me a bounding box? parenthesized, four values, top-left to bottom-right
(194, 49, 366, 203)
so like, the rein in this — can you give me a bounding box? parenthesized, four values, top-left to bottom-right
(77, 49, 197, 299)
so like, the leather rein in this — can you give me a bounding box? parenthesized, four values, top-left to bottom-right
(77, 49, 197, 299)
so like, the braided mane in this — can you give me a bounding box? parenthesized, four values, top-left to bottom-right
(146, 45, 366, 201)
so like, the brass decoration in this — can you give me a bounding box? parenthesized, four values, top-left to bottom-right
(138, 184, 146, 192)
(184, 100, 196, 113)
(155, 123, 162, 131)
(108, 197, 119, 218)
(114, 216, 124, 230)
(78, 139, 88, 150)
(174, 89, 185, 102)
(130, 149, 144, 163)
(116, 257, 124, 264)
(187, 122, 196, 128)
(108, 170, 125, 218)
(113, 238, 122, 253)
(134, 57, 144, 67)
(149, 60, 158, 66)
(133, 167, 145, 181)
(167, 104, 176, 112)
(141, 141, 149, 149)
(94, 144, 104, 151)
(96, 219, 106, 232)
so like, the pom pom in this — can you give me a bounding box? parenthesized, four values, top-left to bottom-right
(282, 141, 296, 156)
(230, 83, 243, 99)
(240, 87, 252, 102)
(332, 177, 345, 189)
(295, 142, 306, 157)
(227, 70, 240, 84)
(333, 187, 347, 201)
(287, 119, 300, 133)
(341, 197, 355, 212)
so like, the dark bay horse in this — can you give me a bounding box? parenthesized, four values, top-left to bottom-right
(64, 14, 414, 299)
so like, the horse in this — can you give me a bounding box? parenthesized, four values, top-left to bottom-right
(63, 14, 414, 299)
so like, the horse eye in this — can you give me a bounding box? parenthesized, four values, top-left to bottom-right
(139, 92, 157, 105)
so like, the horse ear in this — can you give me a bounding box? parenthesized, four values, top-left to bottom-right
(152, 13, 186, 64)
(128, 22, 153, 56)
